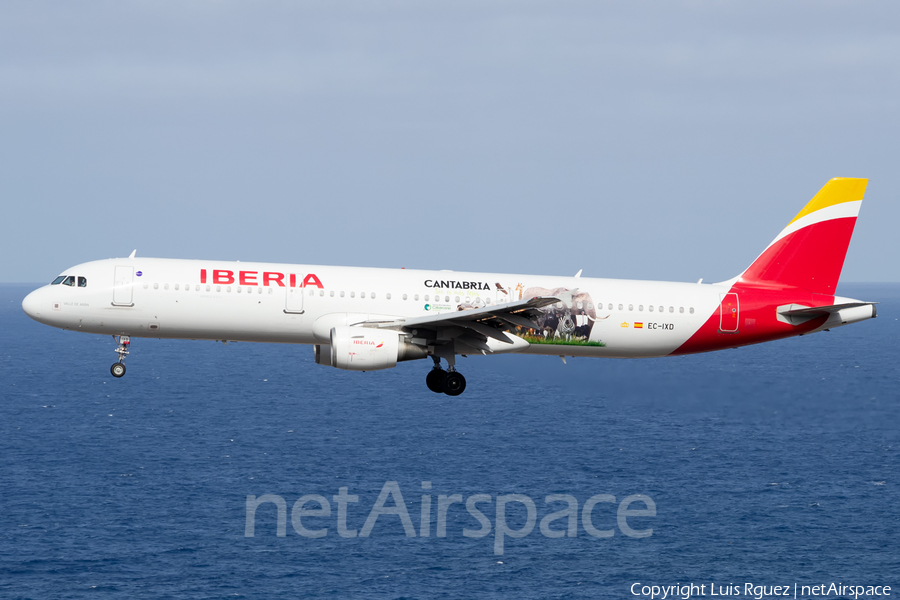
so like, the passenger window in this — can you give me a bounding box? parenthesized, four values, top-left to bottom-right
(628, 304, 633, 311)
(196, 285, 200, 291)
(350, 292, 355, 298)
(62, 276, 76, 287)
(669, 306, 674, 313)
(386, 293, 391, 300)
(226, 286, 231, 292)
(415, 294, 419, 301)
(361, 292, 366, 299)
(371, 292, 376, 299)
(679, 307, 684, 313)
(608, 303, 613, 310)
(424, 294, 429, 301)
(175, 284, 180, 291)
(154, 283, 159, 290)
(164, 284, 169, 290)
(143, 283, 148, 289)
(51, 276, 66, 285)
(690, 307, 695, 314)
(618, 304, 623, 311)
(658, 306, 663, 312)
(237, 286, 241, 293)
(309, 289, 315, 296)
(638, 305, 643, 311)
(78, 277, 87, 287)
(455, 296, 460, 303)
(649, 305, 654, 312)
(330, 291, 334, 297)
(258, 288, 263, 295)
(340, 291, 345, 298)
(216, 286, 221, 292)
(445, 296, 450, 302)
(319, 290, 324, 297)
(402, 294, 408, 300)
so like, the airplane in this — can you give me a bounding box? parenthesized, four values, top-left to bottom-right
(21, 178, 876, 396)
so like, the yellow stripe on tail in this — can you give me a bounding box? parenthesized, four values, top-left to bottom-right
(788, 177, 867, 225)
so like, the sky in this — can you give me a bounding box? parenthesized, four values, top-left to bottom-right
(1, 1, 898, 283)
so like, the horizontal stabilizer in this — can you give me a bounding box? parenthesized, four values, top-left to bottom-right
(777, 301, 877, 327)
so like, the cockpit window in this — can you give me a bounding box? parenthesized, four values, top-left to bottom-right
(51, 276, 66, 285)
(62, 276, 76, 287)
(78, 277, 87, 288)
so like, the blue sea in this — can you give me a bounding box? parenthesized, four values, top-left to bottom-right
(1, 283, 897, 599)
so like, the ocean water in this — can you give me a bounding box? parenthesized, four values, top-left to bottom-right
(0, 283, 897, 599)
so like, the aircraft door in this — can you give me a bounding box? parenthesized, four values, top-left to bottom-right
(112, 266, 134, 306)
(719, 292, 739, 333)
(285, 286, 305, 314)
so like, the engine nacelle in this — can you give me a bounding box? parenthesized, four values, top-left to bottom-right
(313, 344, 333, 367)
(327, 326, 427, 371)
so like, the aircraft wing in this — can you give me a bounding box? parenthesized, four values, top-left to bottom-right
(363, 295, 569, 351)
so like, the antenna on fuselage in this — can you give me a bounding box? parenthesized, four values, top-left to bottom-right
(129, 249, 136, 258)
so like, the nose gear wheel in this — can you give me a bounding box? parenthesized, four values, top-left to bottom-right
(111, 335, 130, 378)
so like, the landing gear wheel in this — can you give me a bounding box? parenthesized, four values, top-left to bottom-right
(111, 335, 130, 377)
(442, 371, 466, 396)
(426, 369, 446, 393)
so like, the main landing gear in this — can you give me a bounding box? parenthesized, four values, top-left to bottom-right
(426, 356, 467, 396)
(111, 335, 130, 378)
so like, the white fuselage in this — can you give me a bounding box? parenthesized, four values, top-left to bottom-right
(22, 257, 725, 359)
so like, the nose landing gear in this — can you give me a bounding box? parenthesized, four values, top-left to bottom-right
(111, 335, 130, 377)
(425, 355, 467, 396)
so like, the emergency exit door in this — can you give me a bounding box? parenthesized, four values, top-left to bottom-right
(719, 293, 739, 333)
(284, 286, 305, 314)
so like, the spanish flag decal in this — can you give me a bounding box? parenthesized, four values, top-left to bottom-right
(634, 322, 644, 329)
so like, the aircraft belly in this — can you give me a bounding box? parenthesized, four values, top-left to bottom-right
(71, 291, 312, 343)
(519, 321, 700, 358)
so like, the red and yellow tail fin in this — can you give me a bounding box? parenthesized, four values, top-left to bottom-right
(739, 178, 867, 295)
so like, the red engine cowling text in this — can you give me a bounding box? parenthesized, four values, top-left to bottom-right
(199, 269, 323, 288)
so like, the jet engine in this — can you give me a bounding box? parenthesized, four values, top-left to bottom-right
(316, 326, 427, 371)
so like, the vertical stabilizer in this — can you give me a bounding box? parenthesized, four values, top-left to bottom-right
(738, 178, 866, 295)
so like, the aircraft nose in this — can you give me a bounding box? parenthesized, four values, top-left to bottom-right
(22, 288, 45, 321)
